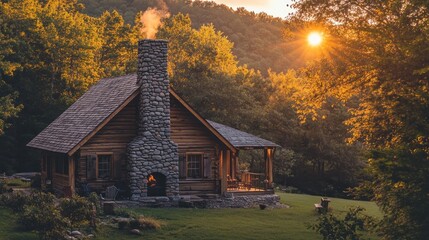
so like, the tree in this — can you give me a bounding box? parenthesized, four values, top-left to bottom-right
(290, 0, 429, 238)
(0, 0, 105, 172)
(156, 13, 258, 128)
(99, 10, 137, 77)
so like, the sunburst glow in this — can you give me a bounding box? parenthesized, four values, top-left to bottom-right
(308, 32, 323, 46)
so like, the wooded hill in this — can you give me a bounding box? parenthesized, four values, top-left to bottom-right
(0, 0, 363, 198)
(80, 0, 299, 74)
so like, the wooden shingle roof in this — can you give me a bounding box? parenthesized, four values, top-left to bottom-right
(27, 74, 278, 154)
(207, 120, 279, 148)
(27, 74, 139, 154)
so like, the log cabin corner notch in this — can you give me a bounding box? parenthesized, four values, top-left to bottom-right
(27, 39, 279, 199)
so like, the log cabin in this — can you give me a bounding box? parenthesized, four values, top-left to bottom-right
(27, 39, 278, 200)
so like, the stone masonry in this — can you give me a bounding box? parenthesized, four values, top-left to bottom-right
(127, 39, 179, 201)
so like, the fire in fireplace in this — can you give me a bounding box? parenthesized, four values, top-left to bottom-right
(147, 172, 166, 196)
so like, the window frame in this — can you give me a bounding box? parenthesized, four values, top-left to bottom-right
(186, 153, 204, 179)
(55, 156, 69, 175)
(95, 152, 113, 180)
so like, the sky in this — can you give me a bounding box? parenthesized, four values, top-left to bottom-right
(206, 0, 295, 19)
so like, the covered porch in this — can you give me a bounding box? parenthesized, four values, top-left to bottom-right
(207, 121, 279, 195)
(224, 147, 275, 194)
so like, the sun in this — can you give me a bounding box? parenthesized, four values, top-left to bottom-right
(307, 32, 323, 46)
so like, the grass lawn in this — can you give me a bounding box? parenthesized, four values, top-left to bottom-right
(0, 192, 382, 240)
(96, 192, 382, 240)
(2, 178, 31, 188)
(0, 208, 38, 240)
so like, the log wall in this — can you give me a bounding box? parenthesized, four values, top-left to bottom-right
(72, 95, 226, 194)
(77, 98, 138, 191)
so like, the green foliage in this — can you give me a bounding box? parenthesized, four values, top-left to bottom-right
(311, 207, 375, 240)
(291, 0, 429, 238)
(157, 13, 261, 129)
(4, 178, 31, 188)
(88, 192, 102, 215)
(0, 182, 7, 194)
(79, 0, 298, 73)
(0, 192, 31, 212)
(99, 10, 137, 77)
(0, 192, 381, 240)
(366, 142, 429, 239)
(0, 80, 22, 135)
(17, 192, 69, 240)
(59, 195, 94, 228)
(0, 192, 98, 239)
(0, 0, 367, 199)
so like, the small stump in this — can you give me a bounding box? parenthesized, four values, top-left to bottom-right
(103, 202, 115, 215)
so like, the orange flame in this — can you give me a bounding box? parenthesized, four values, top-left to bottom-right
(148, 174, 157, 187)
(148, 174, 156, 182)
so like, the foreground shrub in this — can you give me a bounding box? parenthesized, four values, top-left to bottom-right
(0, 181, 8, 194)
(0, 192, 31, 212)
(60, 195, 94, 228)
(18, 192, 69, 240)
(88, 192, 102, 215)
(311, 207, 375, 240)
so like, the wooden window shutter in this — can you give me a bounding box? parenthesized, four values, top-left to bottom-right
(203, 154, 211, 178)
(86, 155, 96, 180)
(179, 155, 186, 179)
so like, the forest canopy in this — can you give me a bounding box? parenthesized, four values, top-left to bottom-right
(0, 0, 363, 197)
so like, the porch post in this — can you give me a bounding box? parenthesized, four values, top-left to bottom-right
(264, 148, 273, 186)
(220, 150, 228, 195)
(68, 156, 75, 194)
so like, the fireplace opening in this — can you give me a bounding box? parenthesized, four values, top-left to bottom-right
(147, 172, 166, 196)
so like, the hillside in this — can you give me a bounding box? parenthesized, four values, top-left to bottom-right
(79, 0, 299, 74)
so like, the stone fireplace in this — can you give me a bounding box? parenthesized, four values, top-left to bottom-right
(147, 172, 167, 196)
(127, 39, 179, 201)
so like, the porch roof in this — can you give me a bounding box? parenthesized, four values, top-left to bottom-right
(206, 120, 279, 149)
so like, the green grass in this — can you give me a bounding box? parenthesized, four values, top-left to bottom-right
(96, 192, 382, 240)
(2, 179, 31, 188)
(0, 192, 382, 240)
(0, 207, 37, 240)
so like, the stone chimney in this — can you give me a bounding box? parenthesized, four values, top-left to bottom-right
(128, 39, 179, 200)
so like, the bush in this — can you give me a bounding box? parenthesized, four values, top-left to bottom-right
(60, 195, 94, 228)
(88, 192, 102, 215)
(311, 207, 375, 240)
(0, 181, 9, 194)
(18, 192, 69, 240)
(0, 192, 31, 212)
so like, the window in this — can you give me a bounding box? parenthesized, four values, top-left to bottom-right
(55, 156, 69, 175)
(187, 154, 203, 178)
(98, 155, 111, 179)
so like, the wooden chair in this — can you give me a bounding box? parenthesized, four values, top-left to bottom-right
(100, 185, 119, 201)
(314, 197, 331, 213)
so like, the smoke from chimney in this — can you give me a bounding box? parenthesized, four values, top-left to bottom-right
(139, 7, 170, 39)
